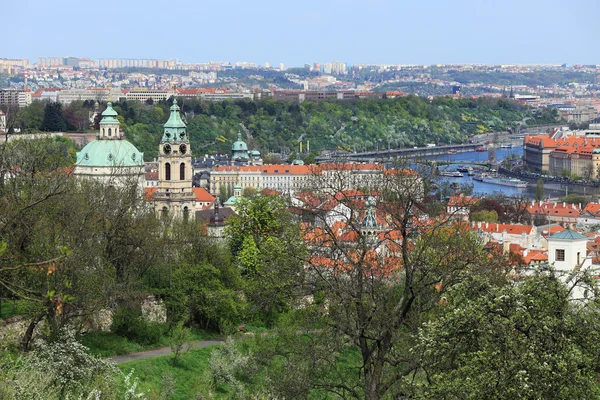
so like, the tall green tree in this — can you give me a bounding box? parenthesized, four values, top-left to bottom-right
(233, 166, 509, 399)
(416, 269, 600, 399)
(41, 102, 66, 132)
(226, 194, 306, 325)
(535, 177, 545, 201)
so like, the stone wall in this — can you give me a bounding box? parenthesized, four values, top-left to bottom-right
(0, 295, 167, 341)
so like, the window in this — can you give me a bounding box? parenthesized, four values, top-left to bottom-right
(555, 249, 565, 262)
(165, 163, 171, 181)
(180, 163, 185, 180)
(108, 128, 112, 136)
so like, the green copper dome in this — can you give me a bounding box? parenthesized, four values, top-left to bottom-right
(101, 102, 118, 117)
(76, 139, 144, 168)
(232, 132, 248, 151)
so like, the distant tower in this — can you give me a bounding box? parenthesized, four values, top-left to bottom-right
(361, 196, 379, 243)
(231, 132, 249, 162)
(207, 202, 226, 239)
(154, 99, 195, 219)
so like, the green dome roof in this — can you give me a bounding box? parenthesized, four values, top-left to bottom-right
(224, 196, 241, 206)
(101, 102, 118, 117)
(76, 139, 143, 168)
(549, 229, 588, 241)
(593, 148, 600, 154)
(232, 132, 248, 151)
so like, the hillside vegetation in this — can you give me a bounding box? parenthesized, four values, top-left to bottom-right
(5, 96, 554, 161)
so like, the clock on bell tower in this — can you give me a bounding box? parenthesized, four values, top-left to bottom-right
(154, 99, 195, 219)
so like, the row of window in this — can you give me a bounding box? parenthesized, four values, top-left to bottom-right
(165, 162, 186, 181)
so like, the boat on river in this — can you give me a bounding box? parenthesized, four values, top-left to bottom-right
(480, 175, 528, 188)
(440, 171, 463, 177)
(475, 146, 487, 152)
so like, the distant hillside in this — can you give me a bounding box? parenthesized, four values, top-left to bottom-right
(11, 96, 554, 162)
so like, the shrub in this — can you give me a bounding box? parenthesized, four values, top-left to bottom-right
(111, 307, 166, 346)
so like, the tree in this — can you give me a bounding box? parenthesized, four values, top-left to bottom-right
(536, 177, 544, 201)
(0, 139, 165, 348)
(226, 194, 306, 325)
(416, 269, 600, 399)
(242, 186, 257, 198)
(471, 209, 498, 222)
(166, 261, 244, 333)
(558, 193, 587, 207)
(15, 100, 45, 133)
(168, 322, 192, 364)
(41, 102, 66, 132)
(242, 163, 509, 399)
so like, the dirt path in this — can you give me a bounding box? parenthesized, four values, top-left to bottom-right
(111, 339, 223, 364)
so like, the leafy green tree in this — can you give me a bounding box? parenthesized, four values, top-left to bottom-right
(168, 322, 192, 364)
(471, 209, 498, 222)
(15, 100, 45, 132)
(167, 262, 244, 333)
(416, 269, 600, 399)
(241, 167, 509, 399)
(0, 138, 165, 348)
(558, 193, 587, 206)
(226, 194, 306, 325)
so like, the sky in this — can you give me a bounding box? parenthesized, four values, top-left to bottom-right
(3, 0, 598, 67)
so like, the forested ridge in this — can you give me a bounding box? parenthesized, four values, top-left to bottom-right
(4, 95, 557, 161)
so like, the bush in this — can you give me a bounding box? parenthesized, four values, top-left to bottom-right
(111, 307, 166, 346)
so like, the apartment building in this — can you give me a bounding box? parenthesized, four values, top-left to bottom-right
(57, 88, 125, 104)
(0, 89, 32, 108)
(209, 165, 262, 196)
(125, 89, 175, 103)
(209, 162, 394, 197)
(0, 58, 28, 74)
(273, 90, 375, 102)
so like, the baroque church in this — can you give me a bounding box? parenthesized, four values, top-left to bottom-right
(74, 102, 144, 186)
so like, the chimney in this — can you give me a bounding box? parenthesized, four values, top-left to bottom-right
(523, 248, 529, 258)
(486, 222, 489, 229)
(478, 221, 482, 229)
(563, 202, 566, 208)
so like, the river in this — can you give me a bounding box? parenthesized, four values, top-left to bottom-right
(428, 146, 566, 199)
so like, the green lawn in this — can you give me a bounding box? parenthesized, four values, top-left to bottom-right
(118, 345, 229, 400)
(80, 330, 221, 357)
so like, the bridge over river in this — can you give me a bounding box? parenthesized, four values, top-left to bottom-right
(316, 143, 481, 163)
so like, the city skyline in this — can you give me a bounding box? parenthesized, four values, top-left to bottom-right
(3, 0, 599, 67)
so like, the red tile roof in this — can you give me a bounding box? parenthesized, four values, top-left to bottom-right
(192, 187, 215, 203)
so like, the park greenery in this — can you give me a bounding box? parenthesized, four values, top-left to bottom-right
(2, 112, 600, 398)
(2, 95, 555, 162)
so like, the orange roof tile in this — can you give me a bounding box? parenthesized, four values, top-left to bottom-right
(192, 187, 215, 202)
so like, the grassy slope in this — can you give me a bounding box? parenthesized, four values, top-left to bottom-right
(118, 345, 229, 400)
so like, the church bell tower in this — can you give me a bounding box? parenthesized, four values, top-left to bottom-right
(154, 99, 195, 218)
